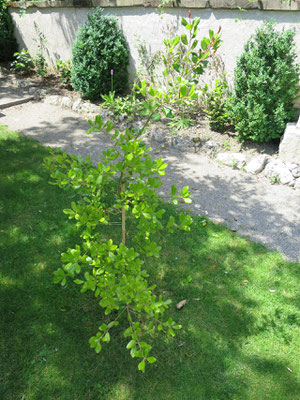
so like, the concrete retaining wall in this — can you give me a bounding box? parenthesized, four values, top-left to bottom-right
(7, 0, 300, 102)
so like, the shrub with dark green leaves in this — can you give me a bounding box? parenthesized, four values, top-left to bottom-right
(202, 75, 232, 132)
(229, 21, 299, 143)
(71, 8, 129, 100)
(0, 1, 18, 62)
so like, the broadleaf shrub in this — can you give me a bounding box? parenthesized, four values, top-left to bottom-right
(44, 113, 192, 371)
(71, 7, 129, 100)
(0, 1, 18, 62)
(229, 21, 299, 143)
(202, 75, 232, 132)
(10, 49, 34, 74)
(136, 14, 222, 130)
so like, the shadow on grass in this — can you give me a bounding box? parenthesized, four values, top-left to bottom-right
(0, 132, 299, 400)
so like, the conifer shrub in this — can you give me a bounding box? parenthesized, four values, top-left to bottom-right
(0, 1, 18, 62)
(71, 8, 129, 100)
(229, 21, 299, 143)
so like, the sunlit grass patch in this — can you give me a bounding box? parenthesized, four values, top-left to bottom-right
(0, 126, 299, 400)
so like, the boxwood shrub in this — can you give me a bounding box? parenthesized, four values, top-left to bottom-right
(229, 21, 299, 143)
(71, 8, 129, 100)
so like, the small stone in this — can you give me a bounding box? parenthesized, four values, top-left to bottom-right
(294, 177, 300, 190)
(172, 136, 193, 151)
(289, 180, 295, 187)
(19, 80, 30, 88)
(88, 104, 101, 114)
(176, 299, 187, 310)
(61, 96, 72, 108)
(45, 95, 62, 106)
(11, 77, 19, 88)
(202, 140, 219, 151)
(34, 89, 47, 100)
(216, 152, 246, 169)
(286, 162, 298, 171)
(72, 98, 82, 112)
(130, 120, 144, 130)
(28, 86, 38, 95)
(245, 154, 268, 174)
(291, 166, 300, 178)
(151, 130, 166, 144)
(80, 102, 100, 114)
(264, 159, 294, 185)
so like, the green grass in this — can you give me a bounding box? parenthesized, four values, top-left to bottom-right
(0, 126, 299, 400)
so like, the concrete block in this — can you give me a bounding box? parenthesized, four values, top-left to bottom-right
(279, 120, 300, 165)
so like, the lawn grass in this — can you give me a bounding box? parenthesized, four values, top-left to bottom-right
(0, 126, 299, 400)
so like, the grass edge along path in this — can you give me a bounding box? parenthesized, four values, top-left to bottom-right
(0, 126, 299, 400)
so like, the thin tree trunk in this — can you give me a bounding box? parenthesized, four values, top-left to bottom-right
(121, 182, 126, 245)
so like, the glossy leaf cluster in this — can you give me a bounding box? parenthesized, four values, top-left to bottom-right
(143, 14, 222, 129)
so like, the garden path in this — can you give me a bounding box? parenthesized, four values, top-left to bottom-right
(0, 74, 34, 109)
(1, 100, 299, 261)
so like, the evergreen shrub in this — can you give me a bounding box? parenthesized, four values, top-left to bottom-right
(71, 8, 129, 100)
(229, 21, 299, 143)
(0, 1, 18, 62)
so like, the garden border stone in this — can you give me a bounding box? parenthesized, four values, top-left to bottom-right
(41, 91, 300, 190)
(4, 73, 299, 190)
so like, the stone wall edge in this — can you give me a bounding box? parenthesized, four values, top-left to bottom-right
(7, 0, 300, 11)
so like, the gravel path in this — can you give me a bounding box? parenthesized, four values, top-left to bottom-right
(1, 101, 299, 261)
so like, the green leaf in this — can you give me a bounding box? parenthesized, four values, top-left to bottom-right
(148, 87, 155, 96)
(171, 185, 177, 196)
(184, 198, 192, 204)
(167, 215, 175, 229)
(147, 356, 156, 364)
(99, 323, 107, 331)
(181, 34, 188, 45)
(96, 175, 103, 185)
(53, 269, 65, 284)
(191, 39, 198, 50)
(171, 36, 180, 47)
(123, 327, 132, 338)
(192, 53, 199, 64)
(152, 112, 161, 122)
(168, 328, 175, 337)
(138, 360, 145, 373)
(126, 153, 133, 161)
(63, 209, 75, 216)
(180, 85, 188, 97)
(181, 17, 188, 27)
(201, 38, 208, 51)
(174, 324, 182, 330)
(126, 340, 135, 349)
(103, 332, 110, 343)
(95, 342, 102, 353)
